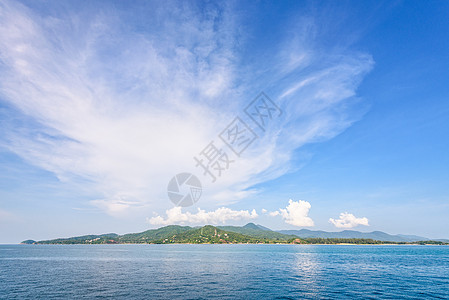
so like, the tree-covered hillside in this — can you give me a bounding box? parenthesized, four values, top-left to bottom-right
(218, 223, 297, 240)
(22, 223, 448, 245)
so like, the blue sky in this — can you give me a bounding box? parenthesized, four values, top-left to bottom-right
(0, 0, 448, 243)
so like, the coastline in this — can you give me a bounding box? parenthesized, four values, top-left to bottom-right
(18, 242, 448, 246)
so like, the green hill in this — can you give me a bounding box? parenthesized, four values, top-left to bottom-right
(37, 233, 119, 244)
(156, 225, 269, 244)
(20, 240, 36, 244)
(22, 223, 447, 245)
(218, 223, 297, 240)
(277, 229, 429, 242)
(119, 225, 192, 243)
(29, 225, 273, 245)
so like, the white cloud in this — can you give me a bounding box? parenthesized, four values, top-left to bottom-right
(269, 199, 314, 227)
(0, 1, 373, 215)
(147, 206, 258, 226)
(261, 208, 267, 213)
(329, 212, 369, 228)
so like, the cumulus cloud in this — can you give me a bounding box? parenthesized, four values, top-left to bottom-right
(329, 212, 369, 228)
(269, 199, 314, 227)
(0, 1, 373, 215)
(147, 206, 258, 226)
(269, 211, 280, 217)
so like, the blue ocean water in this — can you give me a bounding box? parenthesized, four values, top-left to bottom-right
(1, 244, 448, 299)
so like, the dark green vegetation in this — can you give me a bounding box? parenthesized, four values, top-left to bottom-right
(158, 225, 271, 244)
(22, 223, 448, 245)
(30, 234, 119, 245)
(20, 240, 36, 244)
(217, 223, 297, 241)
(120, 225, 192, 243)
(278, 229, 430, 242)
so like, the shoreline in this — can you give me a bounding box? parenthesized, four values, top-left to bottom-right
(17, 242, 449, 246)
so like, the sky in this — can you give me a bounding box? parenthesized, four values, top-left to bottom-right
(0, 0, 448, 243)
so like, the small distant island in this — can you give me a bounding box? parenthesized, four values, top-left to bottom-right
(21, 223, 449, 245)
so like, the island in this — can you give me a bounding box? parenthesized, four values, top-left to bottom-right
(21, 223, 449, 245)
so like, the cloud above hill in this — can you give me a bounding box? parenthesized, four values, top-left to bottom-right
(147, 207, 258, 226)
(329, 212, 369, 228)
(269, 199, 314, 227)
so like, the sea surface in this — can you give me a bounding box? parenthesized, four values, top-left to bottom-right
(1, 244, 448, 299)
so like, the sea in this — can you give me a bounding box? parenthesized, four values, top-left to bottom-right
(1, 244, 448, 299)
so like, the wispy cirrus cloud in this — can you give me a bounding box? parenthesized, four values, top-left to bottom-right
(0, 1, 373, 216)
